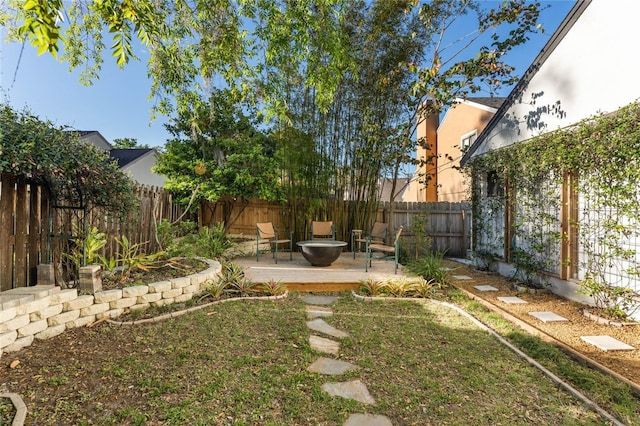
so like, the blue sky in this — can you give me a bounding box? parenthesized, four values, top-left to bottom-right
(0, 1, 575, 149)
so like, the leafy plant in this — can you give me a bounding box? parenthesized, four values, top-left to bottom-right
(63, 226, 108, 277)
(412, 277, 445, 298)
(258, 279, 287, 296)
(172, 223, 234, 259)
(382, 277, 417, 298)
(405, 251, 448, 285)
(200, 279, 228, 301)
(358, 278, 387, 297)
(403, 213, 433, 261)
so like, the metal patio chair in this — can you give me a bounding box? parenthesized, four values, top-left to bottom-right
(256, 222, 293, 263)
(352, 222, 388, 258)
(365, 226, 403, 274)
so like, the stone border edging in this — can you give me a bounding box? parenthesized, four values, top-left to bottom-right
(583, 309, 640, 327)
(107, 292, 289, 325)
(351, 291, 627, 426)
(0, 392, 26, 426)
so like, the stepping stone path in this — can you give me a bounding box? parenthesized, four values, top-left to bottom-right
(306, 305, 333, 318)
(299, 295, 393, 425)
(474, 285, 498, 291)
(452, 275, 473, 280)
(580, 335, 635, 351)
(529, 311, 569, 323)
(497, 296, 528, 304)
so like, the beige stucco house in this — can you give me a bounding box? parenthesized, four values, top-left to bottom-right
(405, 97, 503, 202)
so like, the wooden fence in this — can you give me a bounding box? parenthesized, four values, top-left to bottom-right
(202, 199, 471, 258)
(0, 173, 188, 290)
(2, 168, 469, 290)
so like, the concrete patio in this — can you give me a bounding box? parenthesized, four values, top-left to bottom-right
(231, 250, 403, 292)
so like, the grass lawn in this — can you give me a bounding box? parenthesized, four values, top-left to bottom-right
(2, 293, 636, 425)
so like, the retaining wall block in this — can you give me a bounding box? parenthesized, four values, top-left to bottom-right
(16, 297, 51, 316)
(66, 315, 95, 329)
(0, 315, 30, 333)
(49, 289, 79, 305)
(131, 303, 150, 311)
(48, 310, 80, 327)
(151, 298, 171, 308)
(174, 293, 192, 303)
(170, 277, 190, 289)
(0, 307, 17, 323)
(110, 297, 137, 310)
(35, 324, 66, 340)
(138, 293, 162, 304)
(0, 330, 18, 349)
(122, 285, 149, 298)
(94, 289, 123, 304)
(162, 289, 182, 299)
(80, 302, 110, 317)
(30, 304, 64, 322)
(188, 273, 208, 286)
(64, 295, 95, 311)
(148, 281, 172, 293)
(17, 319, 48, 338)
(183, 284, 200, 295)
(4, 335, 34, 352)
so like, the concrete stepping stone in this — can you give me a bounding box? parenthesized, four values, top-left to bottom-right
(306, 305, 333, 318)
(344, 413, 392, 426)
(322, 380, 376, 405)
(497, 296, 528, 304)
(307, 318, 348, 338)
(529, 311, 568, 322)
(309, 335, 340, 355)
(452, 275, 473, 280)
(474, 285, 498, 291)
(307, 357, 359, 375)
(300, 295, 339, 305)
(580, 335, 635, 351)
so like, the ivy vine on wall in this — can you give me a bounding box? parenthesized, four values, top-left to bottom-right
(468, 100, 640, 318)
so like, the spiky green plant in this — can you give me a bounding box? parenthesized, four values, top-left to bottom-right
(259, 279, 287, 296)
(382, 277, 417, 298)
(358, 278, 387, 297)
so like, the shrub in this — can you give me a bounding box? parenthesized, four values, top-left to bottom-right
(405, 251, 448, 284)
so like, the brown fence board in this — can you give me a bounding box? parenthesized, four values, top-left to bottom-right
(1, 176, 188, 288)
(14, 177, 28, 288)
(1, 174, 15, 290)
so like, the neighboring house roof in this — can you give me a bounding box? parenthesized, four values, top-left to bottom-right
(69, 130, 113, 151)
(463, 97, 506, 110)
(460, 0, 591, 166)
(110, 149, 155, 168)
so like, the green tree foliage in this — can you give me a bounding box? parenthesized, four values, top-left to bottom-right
(2, 1, 540, 120)
(113, 137, 149, 149)
(0, 104, 136, 217)
(2, 0, 354, 118)
(153, 89, 281, 218)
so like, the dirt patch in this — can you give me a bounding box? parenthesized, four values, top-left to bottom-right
(443, 260, 640, 389)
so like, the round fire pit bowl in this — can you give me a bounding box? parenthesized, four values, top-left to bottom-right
(297, 240, 347, 267)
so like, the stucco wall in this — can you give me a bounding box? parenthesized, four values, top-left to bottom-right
(437, 102, 495, 202)
(473, 0, 640, 157)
